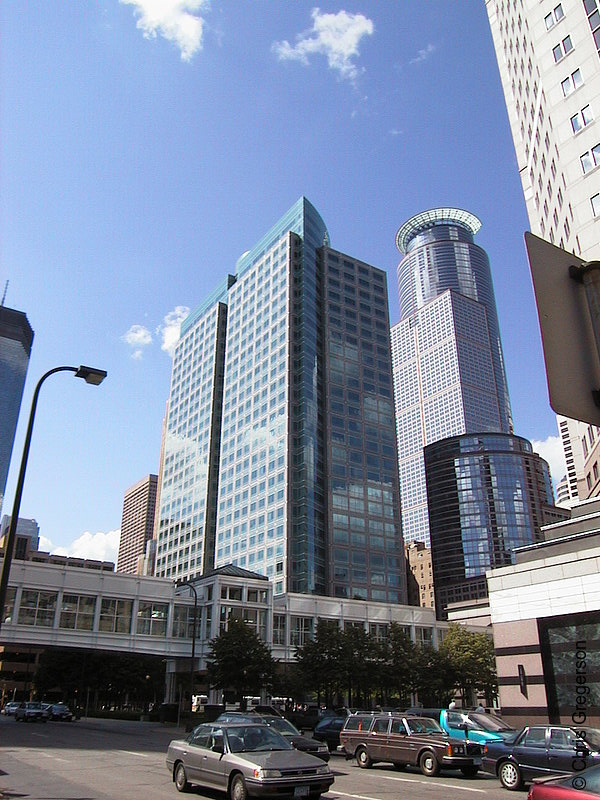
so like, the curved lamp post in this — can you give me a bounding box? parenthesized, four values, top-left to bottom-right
(175, 579, 198, 728)
(0, 365, 107, 631)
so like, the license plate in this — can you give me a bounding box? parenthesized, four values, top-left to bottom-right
(294, 787, 310, 797)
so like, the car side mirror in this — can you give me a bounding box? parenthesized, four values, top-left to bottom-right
(213, 738, 224, 754)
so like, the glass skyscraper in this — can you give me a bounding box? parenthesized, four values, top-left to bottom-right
(424, 433, 556, 619)
(390, 208, 513, 545)
(0, 306, 34, 516)
(155, 198, 407, 604)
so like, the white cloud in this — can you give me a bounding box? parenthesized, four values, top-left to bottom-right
(120, 0, 210, 62)
(50, 529, 121, 564)
(157, 305, 190, 356)
(272, 8, 374, 82)
(410, 43, 436, 65)
(530, 434, 567, 484)
(122, 323, 152, 360)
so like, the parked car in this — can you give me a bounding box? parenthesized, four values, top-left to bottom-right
(14, 701, 48, 722)
(313, 716, 345, 752)
(340, 713, 482, 777)
(527, 763, 600, 798)
(47, 702, 73, 721)
(2, 701, 20, 716)
(482, 724, 600, 790)
(166, 721, 335, 797)
(406, 707, 516, 745)
(215, 712, 330, 761)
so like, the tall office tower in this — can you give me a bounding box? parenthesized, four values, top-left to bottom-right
(116, 474, 158, 575)
(485, 0, 600, 492)
(155, 197, 407, 603)
(0, 306, 34, 517)
(390, 208, 513, 545)
(424, 433, 558, 618)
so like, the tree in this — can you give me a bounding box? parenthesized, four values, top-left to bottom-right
(206, 619, 276, 706)
(294, 619, 344, 706)
(411, 644, 455, 707)
(439, 623, 498, 704)
(385, 623, 417, 705)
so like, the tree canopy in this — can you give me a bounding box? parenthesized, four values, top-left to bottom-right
(206, 618, 277, 705)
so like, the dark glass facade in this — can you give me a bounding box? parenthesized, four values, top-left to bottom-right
(538, 610, 600, 724)
(0, 306, 34, 516)
(424, 433, 554, 618)
(323, 248, 406, 602)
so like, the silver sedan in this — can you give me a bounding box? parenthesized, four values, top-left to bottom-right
(166, 722, 334, 800)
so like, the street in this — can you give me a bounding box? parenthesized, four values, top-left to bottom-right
(0, 715, 513, 800)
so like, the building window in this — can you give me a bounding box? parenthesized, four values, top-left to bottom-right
(99, 598, 133, 633)
(561, 68, 582, 96)
(290, 615, 313, 646)
(136, 601, 168, 636)
(545, 4, 565, 28)
(584, 0, 600, 53)
(2, 586, 16, 624)
(59, 594, 95, 631)
(553, 35, 573, 62)
(581, 143, 600, 173)
(591, 194, 600, 216)
(18, 590, 57, 627)
(172, 605, 195, 638)
(273, 614, 286, 645)
(571, 105, 594, 133)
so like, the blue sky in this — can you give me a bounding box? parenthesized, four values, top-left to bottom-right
(1, 1, 564, 564)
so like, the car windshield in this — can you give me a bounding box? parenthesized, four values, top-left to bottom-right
(468, 713, 514, 732)
(226, 725, 292, 753)
(262, 716, 299, 736)
(582, 729, 600, 751)
(406, 718, 443, 734)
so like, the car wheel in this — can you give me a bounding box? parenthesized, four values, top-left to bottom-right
(174, 762, 190, 793)
(460, 766, 479, 777)
(499, 760, 522, 791)
(419, 750, 440, 777)
(229, 773, 248, 800)
(356, 746, 372, 769)
(393, 763, 407, 771)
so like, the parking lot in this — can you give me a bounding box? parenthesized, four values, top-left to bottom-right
(0, 715, 513, 800)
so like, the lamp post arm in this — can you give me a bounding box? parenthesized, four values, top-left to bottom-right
(0, 366, 78, 631)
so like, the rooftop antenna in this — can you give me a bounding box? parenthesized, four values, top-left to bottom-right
(0, 281, 7, 306)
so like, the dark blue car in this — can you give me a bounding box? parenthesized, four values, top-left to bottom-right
(482, 724, 600, 790)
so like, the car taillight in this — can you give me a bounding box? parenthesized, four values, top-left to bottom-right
(483, 745, 488, 755)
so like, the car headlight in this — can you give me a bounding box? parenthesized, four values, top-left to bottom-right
(448, 744, 465, 755)
(254, 768, 282, 779)
(316, 765, 331, 775)
(318, 744, 328, 752)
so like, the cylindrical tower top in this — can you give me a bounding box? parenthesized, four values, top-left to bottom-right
(396, 207, 481, 254)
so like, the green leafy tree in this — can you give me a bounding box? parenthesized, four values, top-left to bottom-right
(294, 619, 344, 706)
(439, 623, 498, 704)
(385, 623, 417, 705)
(206, 618, 276, 706)
(411, 644, 456, 707)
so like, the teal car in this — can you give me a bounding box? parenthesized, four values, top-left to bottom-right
(407, 708, 516, 745)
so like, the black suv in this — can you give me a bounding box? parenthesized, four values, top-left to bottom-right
(340, 713, 482, 777)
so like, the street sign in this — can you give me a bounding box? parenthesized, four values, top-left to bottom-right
(525, 232, 600, 426)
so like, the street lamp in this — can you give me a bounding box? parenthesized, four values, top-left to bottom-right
(0, 365, 107, 631)
(176, 579, 198, 728)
